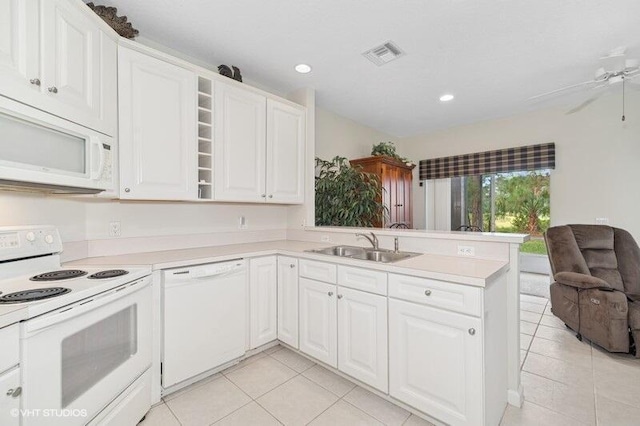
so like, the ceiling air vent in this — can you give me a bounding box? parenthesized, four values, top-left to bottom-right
(363, 41, 405, 66)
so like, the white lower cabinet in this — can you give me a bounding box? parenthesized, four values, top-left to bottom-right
(277, 256, 299, 348)
(389, 298, 483, 426)
(299, 277, 337, 367)
(0, 367, 20, 426)
(249, 256, 278, 349)
(337, 287, 388, 392)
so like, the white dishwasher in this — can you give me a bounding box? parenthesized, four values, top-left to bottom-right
(162, 259, 246, 388)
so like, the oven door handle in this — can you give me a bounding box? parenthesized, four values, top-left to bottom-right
(24, 278, 150, 336)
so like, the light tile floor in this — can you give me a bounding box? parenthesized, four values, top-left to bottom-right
(504, 294, 640, 426)
(141, 346, 433, 426)
(141, 294, 640, 426)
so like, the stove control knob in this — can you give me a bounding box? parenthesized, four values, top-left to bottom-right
(26, 232, 35, 242)
(45, 235, 54, 244)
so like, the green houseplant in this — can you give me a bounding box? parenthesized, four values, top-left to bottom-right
(315, 156, 386, 227)
(371, 141, 412, 164)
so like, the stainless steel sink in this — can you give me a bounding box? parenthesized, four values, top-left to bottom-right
(308, 245, 366, 257)
(307, 246, 421, 263)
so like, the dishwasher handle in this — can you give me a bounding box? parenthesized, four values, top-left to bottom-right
(163, 260, 245, 286)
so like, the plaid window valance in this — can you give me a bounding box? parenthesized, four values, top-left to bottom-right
(418, 142, 555, 180)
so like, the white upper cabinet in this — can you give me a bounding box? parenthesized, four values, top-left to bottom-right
(266, 99, 305, 203)
(213, 81, 305, 204)
(0, 0, 117, 136)
(118, 46, 197, 200)
(214, 81, 267, 202)
(0, 0, 39, 99)
(249, 256, 278, 349)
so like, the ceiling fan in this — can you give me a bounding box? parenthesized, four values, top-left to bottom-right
(528, 47, 640, 120)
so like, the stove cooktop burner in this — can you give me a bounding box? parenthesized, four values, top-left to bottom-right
(30, 270, 87, 281)
(88, 269, 129, 279)
(0, 287, 71, 303)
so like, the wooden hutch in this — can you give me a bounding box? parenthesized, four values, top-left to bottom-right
(350, 156, 415, 228)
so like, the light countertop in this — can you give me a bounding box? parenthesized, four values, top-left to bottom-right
(2, 240, 509, 329)
(67, 240, 509, 288)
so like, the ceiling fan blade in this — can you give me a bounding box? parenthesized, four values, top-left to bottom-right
(527, 80, 597, 102)
(565, 91, 606, 115)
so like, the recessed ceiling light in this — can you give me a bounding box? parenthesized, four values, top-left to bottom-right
(439, 94, 454, 102)
(295, 64, 312, 74)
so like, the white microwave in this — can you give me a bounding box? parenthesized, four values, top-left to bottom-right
(0, 96, 113, 194)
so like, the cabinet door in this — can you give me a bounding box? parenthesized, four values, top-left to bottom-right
(277, 256, 299, 348)
(337, 287, 388, 392)
(0, 367, 20, 426)
(0, 0, 39, 103)
(266, 99, 305, 204)
(41, 0, 116, 135)
(389, 299, 483, 426)
(118, 47, 197, 200)
(214, 82, 266, 202)
(299, 278, 337, 367)
(250, 256, 278, 349)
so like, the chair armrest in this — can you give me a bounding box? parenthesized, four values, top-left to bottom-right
(554, 272, 612, 290)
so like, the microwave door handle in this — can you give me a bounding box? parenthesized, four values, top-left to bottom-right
(24, 279, 149, 337)
(89, 136, 105, 180)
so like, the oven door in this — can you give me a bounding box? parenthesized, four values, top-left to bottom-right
(21, 277, 152, 426)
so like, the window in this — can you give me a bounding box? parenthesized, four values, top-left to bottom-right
(451, 169, 550, 254)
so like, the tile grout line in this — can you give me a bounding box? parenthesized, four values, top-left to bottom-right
(163, 400, 184, 426)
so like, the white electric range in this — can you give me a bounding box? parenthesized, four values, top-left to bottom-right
(0, 226, 154, 426)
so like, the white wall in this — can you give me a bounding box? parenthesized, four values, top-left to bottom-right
(84, 200, 288, 240)
(315, 107, 395, 161)
(0, 193, 87, 242)
(398, 91, 640, 239)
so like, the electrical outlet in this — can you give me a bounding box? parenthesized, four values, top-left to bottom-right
(595, 217, 609, 225)
(457, 245, 475, 256)
(321, 235, 330, 242)
(109, 221, 121, 237)
(238, 216, 248, 229)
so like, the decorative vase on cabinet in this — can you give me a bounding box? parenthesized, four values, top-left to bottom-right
(349, 156, 415, 228)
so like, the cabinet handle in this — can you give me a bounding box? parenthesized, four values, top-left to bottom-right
(468, 328, 476, 336)
(30, 78, 41, 86)
(261, 194, 266, 198)
(47, 86, 58, 93)
(424, 289, 432, 296)
(289, 264, 295, 268)
(337, 294, 343, 299)
(124, 188, 131, 193)
(7, 387, 21, 397)
(268, 195, 273, 198)
(328, 291, 333, 297)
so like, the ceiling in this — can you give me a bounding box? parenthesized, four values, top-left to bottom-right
(94, 0, 640, 137)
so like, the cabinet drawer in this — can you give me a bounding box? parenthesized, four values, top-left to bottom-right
(299, 260, 337, 284)
(389, 274, 482, 316)
(338, 266, 387, 295)
(0, 324, 19, 373)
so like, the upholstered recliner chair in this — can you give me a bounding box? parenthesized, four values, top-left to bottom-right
(545, 225, 640, 356)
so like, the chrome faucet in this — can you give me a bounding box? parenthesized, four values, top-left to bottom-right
(356, 232, 379, 250)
